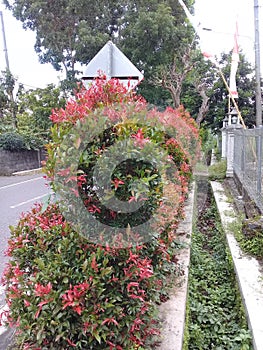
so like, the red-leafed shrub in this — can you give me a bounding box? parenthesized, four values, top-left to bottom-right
(1, 77, 200, 349)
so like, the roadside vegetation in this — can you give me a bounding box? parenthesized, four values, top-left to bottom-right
(223, 179, 263, 260)
(229, 216, 263, 260)
(1, 78, 200, 349)
(208, 160, 227, 181)
(0, 73, 65, 152)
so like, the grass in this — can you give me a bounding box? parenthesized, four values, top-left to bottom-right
(228, 216, 263, 259)
(208, 159, 227, 181)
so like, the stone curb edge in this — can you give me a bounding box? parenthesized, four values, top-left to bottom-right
(155, 181, 196, 350)
(12, 168, 43, 176)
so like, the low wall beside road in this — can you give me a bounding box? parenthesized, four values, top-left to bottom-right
(0, 149, 46, 176)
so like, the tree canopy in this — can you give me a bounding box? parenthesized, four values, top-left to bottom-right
(0, 69, 22, 128)
(4, 0, 125, 79)
(0, 68, 66, 149)
(4, 0, 195, 86)
(3, 0, 258, 130)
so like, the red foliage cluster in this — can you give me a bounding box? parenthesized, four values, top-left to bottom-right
(50, 76, 146, 125)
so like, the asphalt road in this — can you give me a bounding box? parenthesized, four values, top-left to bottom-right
(0, 173, 52, 349)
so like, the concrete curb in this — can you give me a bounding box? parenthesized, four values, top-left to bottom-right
(156, 182, 195, 350)
(12, 168, 43, 176)
(211, 181, 263, 350)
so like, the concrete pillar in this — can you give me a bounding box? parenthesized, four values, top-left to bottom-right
(221, 128, 227, 159)
(226, 128, 235, 177)
(226, 124, 243, 177)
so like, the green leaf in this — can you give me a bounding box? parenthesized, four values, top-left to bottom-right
(82, 259, 88, 272)
(93, 331, 101, 344)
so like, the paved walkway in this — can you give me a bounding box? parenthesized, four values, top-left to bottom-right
(155, 182, 196, 350)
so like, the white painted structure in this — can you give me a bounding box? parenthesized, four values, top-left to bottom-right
(221, 108, 242, 177)
(226, 122, 243, 177)
(82, 41, 144, 90)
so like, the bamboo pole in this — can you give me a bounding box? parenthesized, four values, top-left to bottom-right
(216, 66, 246, 129)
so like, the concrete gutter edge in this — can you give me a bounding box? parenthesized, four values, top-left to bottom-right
(155, 181, 196, 350)
(211, 181, 263, 350)
(12, 168, 43, 176)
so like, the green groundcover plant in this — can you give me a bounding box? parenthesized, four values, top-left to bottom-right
(184, 183, 252, 350)
(1, 77, 200, 349)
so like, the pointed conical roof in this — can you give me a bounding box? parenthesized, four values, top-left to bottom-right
(82, 41, 143, 89)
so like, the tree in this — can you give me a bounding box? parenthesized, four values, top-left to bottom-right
(152, 42, 196, 108)
(16, 84, 66, 149)
(0, 72, 66, 149)
(180, 51, 217, 126)
(4, 0, 195, 102)
(0, 69, 19, 128)
(117, 0, 196, 107)
(3, 0, 126, 83)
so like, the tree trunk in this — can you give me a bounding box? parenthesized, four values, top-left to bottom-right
(195, 84, 210, 127)
(166, 83, 182, 108)
(152, 44, 195, 109)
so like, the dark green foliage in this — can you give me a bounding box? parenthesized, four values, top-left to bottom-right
(230, 217, 263, 259)
(4, 0, 195, 104)
(118, 1, 196, 108)
(0, 70, 66, 150)
(208, 160, 227, 181)
(16, 84, 66, 149)
(0, 131, 25, 151)
(4, 0, 113, 79)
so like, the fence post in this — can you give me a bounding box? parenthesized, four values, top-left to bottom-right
(221, 127, 227, 159)
(226, 125, 242, 177)
(221, 116, 228, 159)
(241, 130, 245, 179)
(226, 128, 235, 177)
(256, 129, 262, 205)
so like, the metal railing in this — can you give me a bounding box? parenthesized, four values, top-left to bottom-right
(233, 127, 263, 213)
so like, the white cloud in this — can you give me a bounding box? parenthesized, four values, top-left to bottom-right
(0, 6, 61, 88)
(195, 0, 263, 71)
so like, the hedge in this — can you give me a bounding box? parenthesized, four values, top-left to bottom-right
(1, 77, 200, 349)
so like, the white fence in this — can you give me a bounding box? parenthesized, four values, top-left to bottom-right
(232, 128, 263, 213)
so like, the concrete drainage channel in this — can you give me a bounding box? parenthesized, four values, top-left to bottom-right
(211, 181, 263, 350)
(157, 178, 263, 350)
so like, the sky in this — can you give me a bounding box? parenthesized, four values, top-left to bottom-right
(195, 0, 263, 65)
(0, 0, 262, 89)
(0, 4, 63, 89)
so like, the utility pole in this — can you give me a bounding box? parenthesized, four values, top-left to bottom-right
(254, 0, 262, 127)
(0, 11, 10, 70)
(0, 10, 17, 128)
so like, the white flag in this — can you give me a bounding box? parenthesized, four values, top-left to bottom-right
(229, 22, 239, 99)
(178, 0, 216, 63)
(178, 0, 200, 33)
